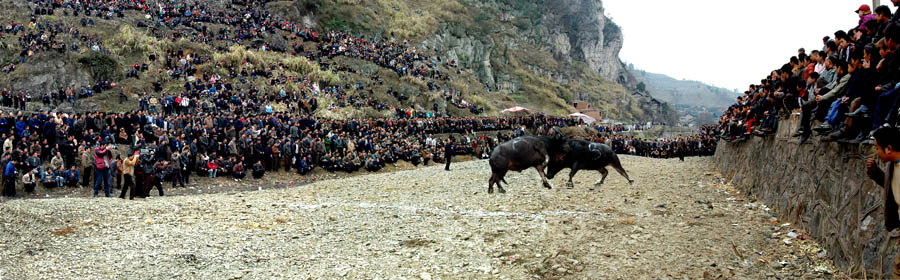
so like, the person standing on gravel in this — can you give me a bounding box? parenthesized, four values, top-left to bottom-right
(120, 152, 137, 200)
(80, 146, 93, 188)
(93, 145, 112, 197)
(2, 158, 16, 197)
(866, 126, 900, 277)
(114, 156, 123, 190)
(444, 138, 454, 171)
(170, 152, 184, 189)
(180, 148, 192, 186)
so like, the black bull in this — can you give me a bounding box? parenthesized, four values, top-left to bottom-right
(546, 139, 634, 189)
(487, 134, 565, 193)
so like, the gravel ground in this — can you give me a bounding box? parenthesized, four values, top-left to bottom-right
(0, 156, 843, 279)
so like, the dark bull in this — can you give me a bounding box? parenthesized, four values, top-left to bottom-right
(546, 139, 634, 189)
(487, 129, 566, 194)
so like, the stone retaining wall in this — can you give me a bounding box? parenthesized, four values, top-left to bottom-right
(714, 115, 897, 277)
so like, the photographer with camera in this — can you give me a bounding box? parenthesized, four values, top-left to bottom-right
(136, 146, 159, 197)
(150, 160, 167, 197)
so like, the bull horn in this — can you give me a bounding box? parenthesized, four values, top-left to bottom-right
(552, 127, 563, 137)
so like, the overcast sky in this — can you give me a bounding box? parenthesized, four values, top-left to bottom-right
(603, 0, 866, 92)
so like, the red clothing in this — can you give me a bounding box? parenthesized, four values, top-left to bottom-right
(805, 63, 815, 82)
(207, 161, 218, 170)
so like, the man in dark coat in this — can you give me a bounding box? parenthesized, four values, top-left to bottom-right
(444, 138, 454, 171)
(866, 126, 900, 277)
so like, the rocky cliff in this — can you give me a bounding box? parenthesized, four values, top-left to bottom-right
(540, 0, 630, 85)
(277, 0, 676, 122)
(714, 115, 896, 277)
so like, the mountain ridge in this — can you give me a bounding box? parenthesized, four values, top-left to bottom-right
(632, 68, 737, 109)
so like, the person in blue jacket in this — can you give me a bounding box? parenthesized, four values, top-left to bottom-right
(2, 158, 16, 197)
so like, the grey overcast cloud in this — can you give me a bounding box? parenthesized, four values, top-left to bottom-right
(604, 0, 864, 92)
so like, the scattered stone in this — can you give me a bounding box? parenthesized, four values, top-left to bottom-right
(0, 157, 843, 279)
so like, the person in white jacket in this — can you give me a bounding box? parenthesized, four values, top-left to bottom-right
(22, 169, 35, 194)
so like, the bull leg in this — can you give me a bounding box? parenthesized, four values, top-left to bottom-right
(566, 163, 579, 189)
(488, 173, 496, 194)
(612, 163, 635, 186)
(592, 168, 609, 190)
(495, 170, 508, 193)
(535, 164, 553, 189)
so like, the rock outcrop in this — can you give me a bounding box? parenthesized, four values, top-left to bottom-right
(427, 27, 497, 87)
(714, 115, 897, 277)
(3, 53, 92, 94)
(415, 0, 669, 121)
(422, 0, 634, 89)
(540, 0, 631, 86)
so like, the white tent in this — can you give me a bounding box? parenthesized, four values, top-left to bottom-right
(501, 106, 530, 113)
(568, 112, 596, 124)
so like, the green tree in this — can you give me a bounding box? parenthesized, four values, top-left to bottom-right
(636, 82, 646, 92)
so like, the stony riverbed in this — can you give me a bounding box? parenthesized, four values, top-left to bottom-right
(0, 156, 842, 279)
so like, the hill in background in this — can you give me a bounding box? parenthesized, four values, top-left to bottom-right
(0, 0, 678, 123)
(632, 68, 736, 109)
(628, 67, 736, 125)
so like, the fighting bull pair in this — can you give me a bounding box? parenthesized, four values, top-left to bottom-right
(487, 128, 633, 194)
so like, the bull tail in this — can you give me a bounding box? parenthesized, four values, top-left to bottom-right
(610, 156, 634, 184)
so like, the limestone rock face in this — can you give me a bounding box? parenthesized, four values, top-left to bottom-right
(540, 0, 629, 85)
(429, 29, 496, 86)
(6, 54, 92, 94)
(423, 0, 633, 88)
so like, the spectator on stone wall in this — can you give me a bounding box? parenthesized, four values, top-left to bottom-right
(865, 125, 900, 277)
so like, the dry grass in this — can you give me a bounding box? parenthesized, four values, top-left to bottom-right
(107, 25, 174, 58)
(213, 46, 339, 85)
(319, 0, 466, 40)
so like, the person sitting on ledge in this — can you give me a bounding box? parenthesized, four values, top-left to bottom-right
(794, 55, 850, 143)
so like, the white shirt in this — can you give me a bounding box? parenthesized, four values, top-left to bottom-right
(893, 163, 900, 217)
(814, 63, 825, 74)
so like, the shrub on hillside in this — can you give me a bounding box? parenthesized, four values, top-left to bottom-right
(77, 52, 121, 82)
(108, 25, 173, 57)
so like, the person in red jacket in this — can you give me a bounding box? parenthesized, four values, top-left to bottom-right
(207, 159, 218, 178)
(93, 145, 112, 197)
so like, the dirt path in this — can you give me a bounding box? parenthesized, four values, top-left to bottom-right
(0, 156, 842, 279)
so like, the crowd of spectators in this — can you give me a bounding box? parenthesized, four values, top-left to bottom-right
(6, 0, 472, 117)
(0, 108, 581, 199)
(716, 3, 900, 145)
(595, 123, 653, 134)
(604, 135, 717, 160)
(0, 0, 718, 201)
